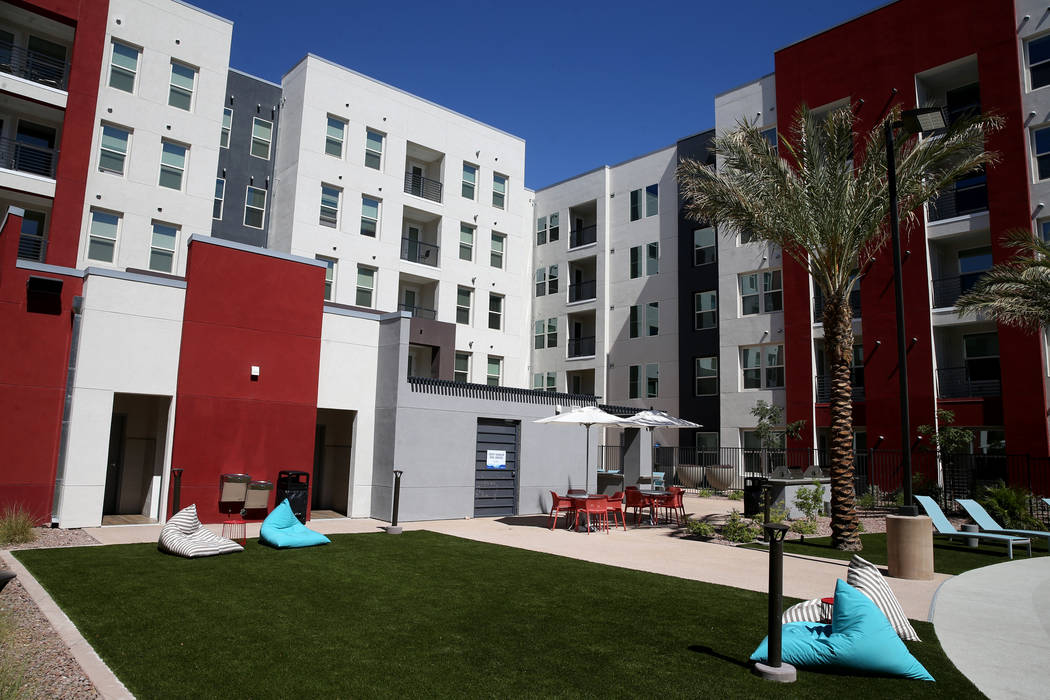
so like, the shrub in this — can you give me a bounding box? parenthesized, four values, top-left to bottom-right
(912, 472, 943, 503)
(696, 488, 714, 498)
(761, 503, 790, 525)
(0, 505, 36, 546)
(856, 520, 866, 534)
(794, 481, 824, 521)
(727, 490, 744, 501)
(685, 518, 715, 538)
(721, 510, 761, 543)
(856, 486, 880, 511)
(978, 482, 1047, 531)
(789, 518, 818, 535)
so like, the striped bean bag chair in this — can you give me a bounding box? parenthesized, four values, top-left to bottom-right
(158, 504, 244, 558)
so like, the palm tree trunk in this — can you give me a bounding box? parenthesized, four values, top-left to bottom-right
(823, 294, 862, 551)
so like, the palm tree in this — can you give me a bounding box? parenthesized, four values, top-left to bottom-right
(677, 105, 999, 550)
(955, 231, 1050, 330)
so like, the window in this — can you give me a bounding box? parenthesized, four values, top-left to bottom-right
(251, 118, 272, 159)
(109, 40, 139, 93)
(637, 364, 659, 398)
(87, 209, 120, 263)
(459, 223, 474, 261)
(695, 356, 718, 396)
(490, 232, 505, 268)
(544, 372, 557, 392)
(739, 229, 757, 244)
(696, 432, 719, 453)
(1035, 125, 1050, 180)
(693, 226, 716, 265)
(534, 320, 546, 349)
(325, 116, 346, 157)
(454, 352, 470, 382)
(147, 221, 177, 273)
(646, 242, 659, 275)
(535, 268, 546, 297)
(1029, 34, 1050, 90)
(244, 186, 266, 229)
(741, 344, 785, 389)
(220, 108, 232, 148)
(761, 126, 778, 154)
(629, 184, 658, 221)
(964, 332, 1000, 382)
(360, 196, 379, 237)
(168, 61, 195, 110)
(547, 317, 557, 347)
(536, 216, 547, 245)
(319, 185, 341, 228)
(694, 291, 717, 329)
(630, 246, 641, 278)
(98, 124, 130, 175)
(488, 294, 503, 330)
(492, 173, 507, 209)
(740, 270, 782, 314)
(365, 129, 383, 169)
(456, 287, 472, 324)
(158, 140, 187, 190)
(1039, 218, 1050, 243)
(629, 365, 640, 399)
(462, 162, 477, 199)
(317, 256, 336, 301)
(213, 178, 225, 219)
(356, 266, 375, 307)
(486, 356, 502, 386)
(547, 265, 558, 294)
(549, 212, 560, 242)
(629, 302, 659, 338)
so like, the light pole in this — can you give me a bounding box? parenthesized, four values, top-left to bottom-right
(884, 106, 947, 517)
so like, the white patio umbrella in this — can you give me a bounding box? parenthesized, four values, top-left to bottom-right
(534, 405, 625, 486)
(620, 409, 701, 430)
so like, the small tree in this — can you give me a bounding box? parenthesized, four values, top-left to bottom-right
(750, 400, 806, 448)
(917, 409, 974, 455)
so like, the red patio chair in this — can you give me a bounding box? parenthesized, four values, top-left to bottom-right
(605, 491, 627, 531)
(548, 491, 575, 530)
(624, 488, 652, 526)
(574, 496, 609, 533)
(657, 487, 686, 526)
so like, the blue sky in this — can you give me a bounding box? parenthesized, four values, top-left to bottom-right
(193, 0, 886, 190)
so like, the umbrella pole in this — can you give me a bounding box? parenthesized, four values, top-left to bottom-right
(585, 424, 590, 490)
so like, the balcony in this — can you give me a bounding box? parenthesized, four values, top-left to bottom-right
(0, 136, 57, 178)
(928, 174, 987, 222)
(403, 171, 442, 204)
(0, 40, 69, 90)
(569, 225, 597, 249)
(932, 272, 985, 308)
(937, 366, 1000, 398)
(398, 303, 436, 320)
(813, 287, 860, 319)
(815, 375, 864, 402)
(17, 232, 46, 261)
(400, 238, 439, 267)
(567, 336, 596, 358)
(568, 279, 596, 303)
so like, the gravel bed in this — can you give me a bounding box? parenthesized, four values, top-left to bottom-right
(1, 528, 101, 699)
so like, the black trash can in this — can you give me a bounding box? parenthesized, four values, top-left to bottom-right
(744, 476, 767, 518)
(275, 470, 310, 524)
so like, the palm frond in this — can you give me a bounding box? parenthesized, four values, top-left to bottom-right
(955, 230, 1050, 330)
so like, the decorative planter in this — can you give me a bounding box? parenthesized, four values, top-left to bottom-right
(676, 465, 704, 489)
(705, 465, 737, 491)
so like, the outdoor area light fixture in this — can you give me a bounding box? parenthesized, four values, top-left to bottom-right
(899, 106, 948, 135)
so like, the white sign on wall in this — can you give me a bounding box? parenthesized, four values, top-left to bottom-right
(486, 450, 507, 470)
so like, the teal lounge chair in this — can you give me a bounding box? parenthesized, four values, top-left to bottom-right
(915, 495, 1031, 559)
(956, 499, 1050, 551)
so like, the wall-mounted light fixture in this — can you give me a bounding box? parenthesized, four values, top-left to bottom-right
(250, 365, 260, 380)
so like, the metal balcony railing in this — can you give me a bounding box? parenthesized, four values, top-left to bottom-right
(17, 233, 47, 262)
(569, 225, 597, 248)
(404, 171, 442, 203)
(0, 41, 70, 90)
(937, 366, 1001, 398)
(0, 136, 58, 178)
(932, 272, 985, 308)
(815, 375, 865, 402)
(398, 303, 437, 320)
(568, 280, 596, 302)
(813, 287, 861, 319)
(568, 336, 596, 358)
(400, 238, 439, 267)
(928, 175, 988, 222)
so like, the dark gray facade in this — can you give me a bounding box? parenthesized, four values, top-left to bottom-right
(676, 130, 718, 449)
(211, 69, 282, 247)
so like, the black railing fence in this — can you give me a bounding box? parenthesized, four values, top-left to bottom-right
(813, 287, 861, 319)
(936, 366, 1001, 398)
(0, 135, 58, 177)
(927, 175, 988, 222)
(400, 237, 439, 266)
(568, 279, 596, 302)
(815, 375, 864, 402)
(17, 233, 47, 262)
(398, 303, 436, 320)
(569, 225, 597, 248)
(404, 171, 442, 203)
(567, 336, 596, 357)
(0, 40, 69, 89)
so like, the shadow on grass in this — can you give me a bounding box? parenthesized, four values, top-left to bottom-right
(689, 644, 752, 670)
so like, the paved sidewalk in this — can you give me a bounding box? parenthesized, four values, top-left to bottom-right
(932, 556, 1050, 699)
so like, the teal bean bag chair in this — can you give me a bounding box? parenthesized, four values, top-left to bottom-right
(751, 579, 933, 681)
(259, 499, 331, 549)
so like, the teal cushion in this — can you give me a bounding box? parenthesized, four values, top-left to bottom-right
(259, 499, 331, 549)
(751, 579, 933, 681)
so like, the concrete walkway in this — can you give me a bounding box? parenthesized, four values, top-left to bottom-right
(932, 556, 1050, 699)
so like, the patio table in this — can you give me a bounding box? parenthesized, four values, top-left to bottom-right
(636, 490, 671, 526)
(568, 494, 608, 532)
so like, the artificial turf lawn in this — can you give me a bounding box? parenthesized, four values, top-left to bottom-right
(744, 532, 1048, 576)
(16, 531, 981, 699)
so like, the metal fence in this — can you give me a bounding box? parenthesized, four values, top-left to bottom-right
(0, 41, 70, 89)
(404, 171, 442, 203)
(0, 136, 58, 178)
(569, 225, 597, 248)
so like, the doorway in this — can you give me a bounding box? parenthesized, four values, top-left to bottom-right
(102, 393, 171, 524)
(474, 419, 520, 517)
(313, 409, 355, 517)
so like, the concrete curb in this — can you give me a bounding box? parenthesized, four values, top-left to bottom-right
(1, 550, 133, 700)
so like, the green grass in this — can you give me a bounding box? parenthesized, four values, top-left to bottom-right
(745, 532, 1048, 575)
(16, 532, 980, 698)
